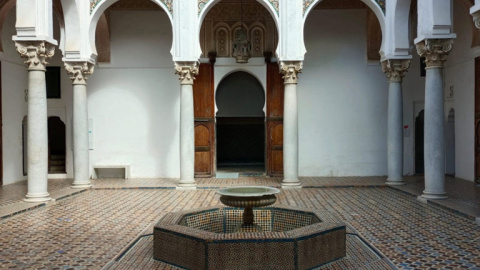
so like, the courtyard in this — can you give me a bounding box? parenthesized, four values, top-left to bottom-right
(0, 176, 479, 269)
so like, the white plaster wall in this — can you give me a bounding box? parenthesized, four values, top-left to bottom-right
(300, 10, 389, 176)
(88, 11, 180, 178)
(1, 10, 28, 185)
(443, 2, 476, 181)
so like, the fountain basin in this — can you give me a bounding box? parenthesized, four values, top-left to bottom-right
(153, 206, 346, 270)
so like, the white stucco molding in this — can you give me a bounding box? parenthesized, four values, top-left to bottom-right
(470, 0, 480, 29)
(303, 0, 386, 60)
(277, 0, 305, 61)
(416, 0, 454, 43)
(14, 0, 57, 46)
(383, 0, 411, 61)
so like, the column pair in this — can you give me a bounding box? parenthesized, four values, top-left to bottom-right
(416, 39, 454, 199)
(280, 61, 302, 188)
(382, 59, 410, 186)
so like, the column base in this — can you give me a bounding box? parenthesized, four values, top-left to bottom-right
(281, 181, 302, 189)
(24, 192, 51, 203)
(71, 181, 92, 189)
(177, 179, 197, 190)
(385, 179, 405, 186)
(421, 191, 448, 200)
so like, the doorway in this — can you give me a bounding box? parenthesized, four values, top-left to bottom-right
(48, 116, 66, 174)
(215, 71, 265, 175)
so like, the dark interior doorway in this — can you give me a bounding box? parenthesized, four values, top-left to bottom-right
(216, 71, 265, 175)
(415, 110, 425, 174)
(48, 116, 66, 174)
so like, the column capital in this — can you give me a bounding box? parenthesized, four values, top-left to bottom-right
(279, 61, 303, 84)
(473, 11, 480, 29)
(175, 61, 199, 85)
(65, 62, 95, 85)
(416, 39, 454, 69)
(15, 41, 55, 71)
(381, 59, 410, 83)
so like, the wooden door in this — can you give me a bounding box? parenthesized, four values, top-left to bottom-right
(194, 63, 215, 177)
(266, 62, 284, 176)
(475, 58, 480, 184)
(0, 61, 2, 185)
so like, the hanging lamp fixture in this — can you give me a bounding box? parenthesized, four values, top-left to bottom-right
(232, 0, 251, 63)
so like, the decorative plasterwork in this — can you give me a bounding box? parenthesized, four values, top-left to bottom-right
(375, 0, 385, 14)
(65, 62, 95, 85)
(15, 41, 55, 71)
(381, 59, 410, 83)
(90, 0, 101, 13)
(304, 0, 314, 14)
(416, 39, 454, 69)
(198, 0, 209, 14)
(279, 61, 303, 84)
(175, 62, 199, 85)
(199, 0, 278, 15)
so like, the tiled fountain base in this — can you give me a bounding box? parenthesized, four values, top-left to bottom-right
(154, 206, 346, 270)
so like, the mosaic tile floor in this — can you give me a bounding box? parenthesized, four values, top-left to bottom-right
(0, 176, 479, 269)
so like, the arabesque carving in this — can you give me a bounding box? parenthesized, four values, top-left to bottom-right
(381, 59, 410, 83)
(65, 62, 95, 85)
(416, 39, 454, 69)
(15, 41, 55, 71)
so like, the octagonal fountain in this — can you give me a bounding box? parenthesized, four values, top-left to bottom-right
(153, 186, 346, 269)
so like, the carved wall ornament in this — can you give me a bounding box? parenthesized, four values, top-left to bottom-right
(65, 62, 95, 85)
(90, 0, 101, 13)
(250, 27, 265, 57)
(175, 62, 199, 85)
(215, 27, 230, 57)
(416, 39, 454, 69)
(15, 41, 55, 71)
(279, 61, 303, 84)
(267, 0, 279, 14)
(199, 0, 209, 15)
(303, 0, 315, 15)
(381, 59, 410, 83)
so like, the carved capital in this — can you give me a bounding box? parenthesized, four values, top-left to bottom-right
(279, 61, 303, 84)
(473, 12, 480, 29)
(65, 62, 95, 85)
(175, 62, 199, 85)
(15, 41, 55, 71)
(416, 39, 454, 69)
(381, 59, 410, 83)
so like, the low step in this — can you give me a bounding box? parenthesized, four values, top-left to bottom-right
(50, 165, 66, 172)
(50, 160, 65, 166)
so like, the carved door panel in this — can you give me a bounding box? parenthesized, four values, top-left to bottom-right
(266, 62, 284, 176)
(194, 63, 215, 177)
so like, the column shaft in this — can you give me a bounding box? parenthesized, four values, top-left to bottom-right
(179, 83, 195, 187)
(387, 81, 404, 185)
(423, 67, 447, 199)
(283, 83, 299, 186)
(72, 84, 90, 188)
(25, 70, 50, 202)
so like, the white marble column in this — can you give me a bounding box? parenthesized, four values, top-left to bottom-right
(65, 62, 94, 188)
(382, 59, 410, 186)
(175, 62, 198, 189)
(280, 61, 302, 188)
(416, 39, 454, 199)
(15, 41, 55, 202)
